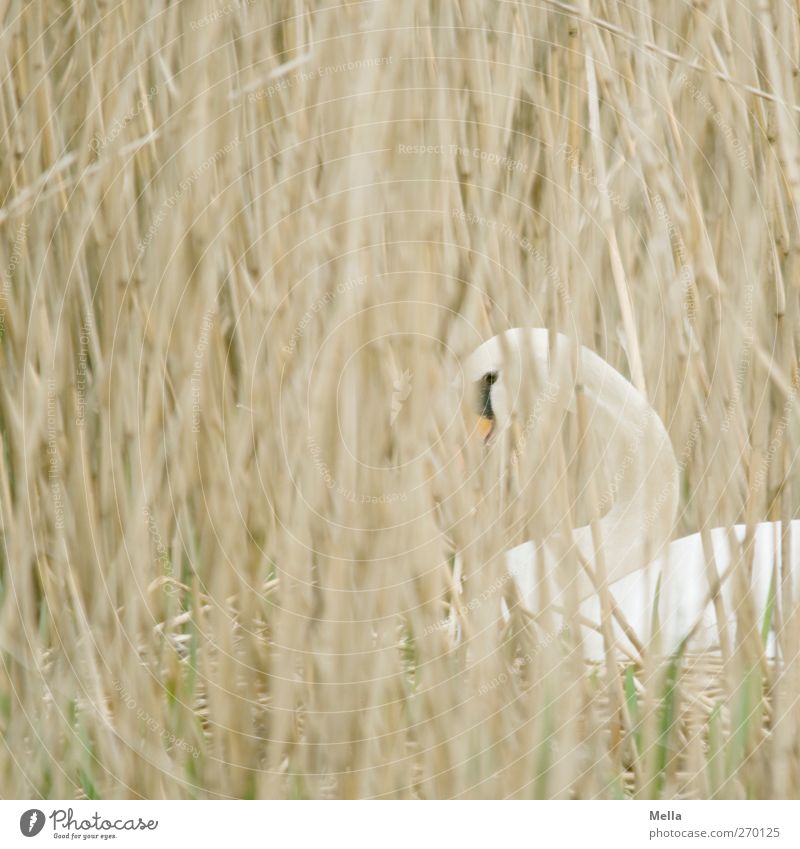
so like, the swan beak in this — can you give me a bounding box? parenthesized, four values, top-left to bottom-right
(476, 415, 494, 442)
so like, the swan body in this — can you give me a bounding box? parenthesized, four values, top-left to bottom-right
(507, 521, 799, 659)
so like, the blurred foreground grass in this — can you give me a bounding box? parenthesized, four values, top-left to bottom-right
(0, 0, 799, 798)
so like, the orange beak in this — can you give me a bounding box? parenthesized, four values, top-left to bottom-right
(476, 415, 494, 442)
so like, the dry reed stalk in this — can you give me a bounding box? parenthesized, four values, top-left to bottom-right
(0, 0, 798, 799)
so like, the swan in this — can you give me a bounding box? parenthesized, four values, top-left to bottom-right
(459, 328, 798, 659)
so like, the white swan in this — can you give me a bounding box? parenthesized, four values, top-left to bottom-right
(461, 328, 798, 659)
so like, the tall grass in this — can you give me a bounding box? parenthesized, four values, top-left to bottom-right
(0, 0, 798, 799)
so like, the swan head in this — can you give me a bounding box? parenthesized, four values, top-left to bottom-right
(463, 328, 561, 443)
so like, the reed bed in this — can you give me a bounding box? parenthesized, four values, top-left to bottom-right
(0, 0, 799, 799)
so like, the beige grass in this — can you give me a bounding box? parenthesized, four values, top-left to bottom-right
(0, 0, 799, 799)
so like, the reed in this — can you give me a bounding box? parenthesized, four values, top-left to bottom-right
(0, 0, 798, 799)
